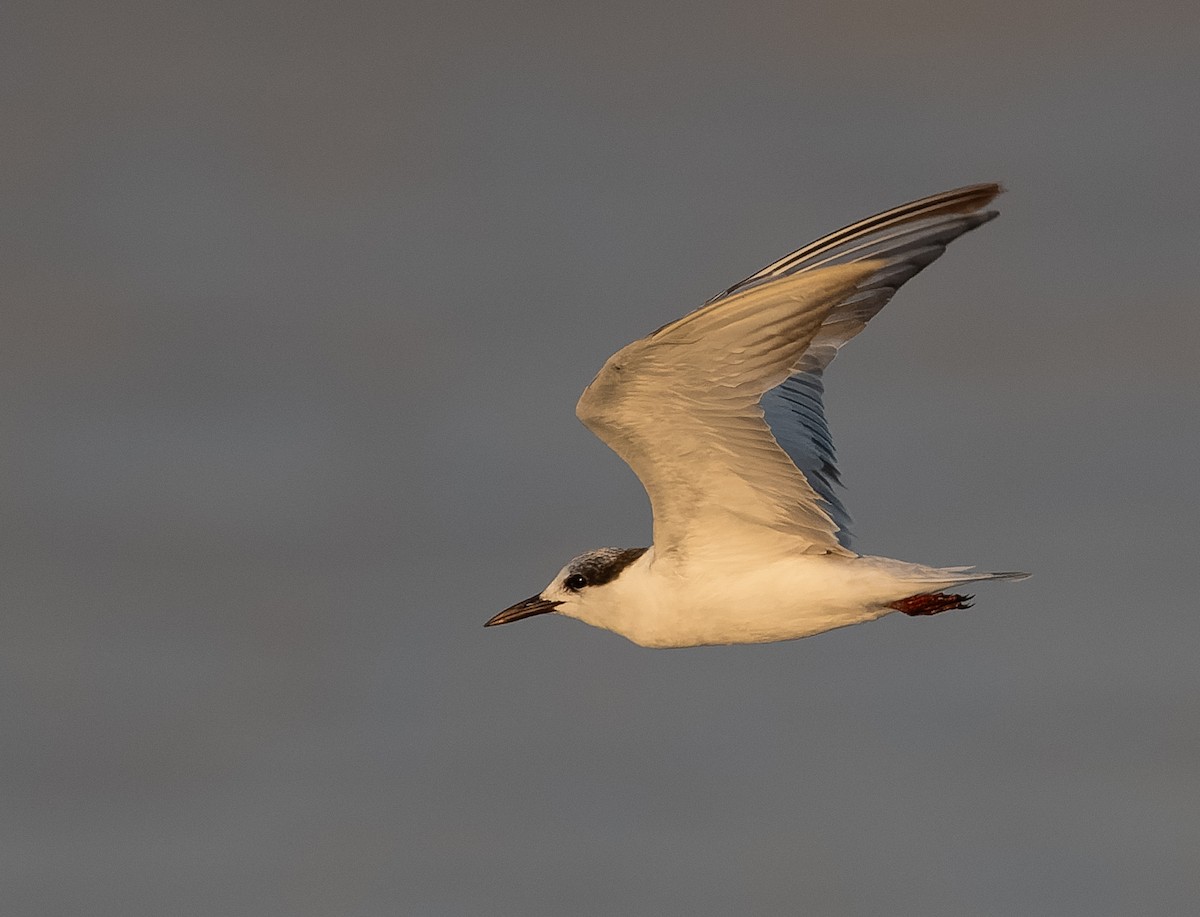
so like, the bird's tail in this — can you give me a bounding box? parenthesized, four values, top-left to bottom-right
(935, 567, 1031, 586)
(883, 562, 1031, 590)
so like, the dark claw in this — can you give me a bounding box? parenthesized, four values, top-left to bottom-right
(888, 591, 977, 616)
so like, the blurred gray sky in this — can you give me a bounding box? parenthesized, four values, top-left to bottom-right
(3, 1, 1199, 915)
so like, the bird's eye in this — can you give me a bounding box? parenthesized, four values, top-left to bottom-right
(564, 573, 588, 591)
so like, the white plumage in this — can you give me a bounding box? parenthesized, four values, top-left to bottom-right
(487, 184, 1028, 647)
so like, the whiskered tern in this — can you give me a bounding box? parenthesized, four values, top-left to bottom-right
(487, 184, 1028, 647)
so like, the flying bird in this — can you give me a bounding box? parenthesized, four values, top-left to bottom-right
(486, 184, 1028, 647)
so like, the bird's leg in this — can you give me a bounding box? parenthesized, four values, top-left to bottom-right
(888, 592, 975, 616)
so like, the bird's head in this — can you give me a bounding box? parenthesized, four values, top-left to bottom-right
(485, 547, 649, 630)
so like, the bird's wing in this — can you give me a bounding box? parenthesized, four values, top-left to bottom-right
(576, 184, 1001, 561)
(755, 183, 1002, 548)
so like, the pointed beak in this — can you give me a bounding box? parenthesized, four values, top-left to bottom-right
(484, 594, 562, 627)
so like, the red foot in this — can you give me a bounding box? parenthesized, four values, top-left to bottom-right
(888, 592, 974, 616)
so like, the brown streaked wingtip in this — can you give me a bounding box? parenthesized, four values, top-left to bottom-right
(704, 181, 1007, 305)
(917, 182, 1004, 216)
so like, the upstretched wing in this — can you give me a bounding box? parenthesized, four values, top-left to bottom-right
(577, 184, 1001, 561)
(750, 184, 1002, 547)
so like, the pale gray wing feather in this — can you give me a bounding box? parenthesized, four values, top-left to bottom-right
(751, 185, 1003, 548)
(760, 372, 852, 545)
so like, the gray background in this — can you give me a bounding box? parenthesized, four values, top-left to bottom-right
(4, 1, 1199, 915)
